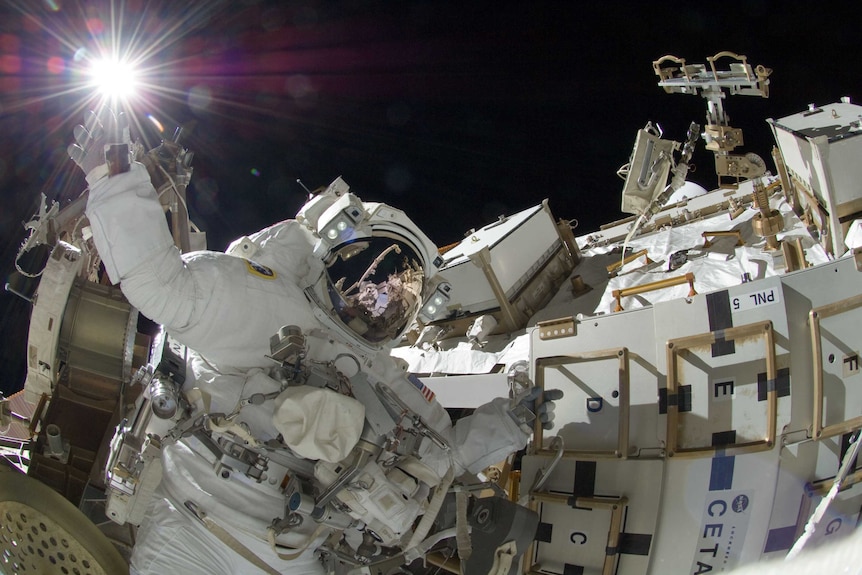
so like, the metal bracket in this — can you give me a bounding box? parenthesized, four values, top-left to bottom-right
(809, 292, 862, 439)
(665, 320, 777, 458)
(534, 348, 630, 459)
(536, 316, 576, 341)
(524, 493, 627, 575)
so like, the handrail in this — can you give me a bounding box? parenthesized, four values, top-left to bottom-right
(707, 50, 752, 81)
(652, 54, 688, 82)
(702, 230, 744, 247)
(27, 393, 49, 438)
(805, 467, 862, 498)
(809, 293, 862, 439)
(534, 349, 630, 460)
(606, 249, 652, 276)
(525, 493, 627, 575)
(612, 272, 696, 312)
(665, 320, 777, 458)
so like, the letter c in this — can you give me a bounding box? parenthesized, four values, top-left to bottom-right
(708, 499, 727, 517)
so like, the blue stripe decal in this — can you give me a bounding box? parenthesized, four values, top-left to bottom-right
(709, 455, 735, 491)
(764, 526, 797, 552)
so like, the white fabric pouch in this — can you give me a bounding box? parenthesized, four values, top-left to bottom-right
(272, 386, 365, 463)
(845, 219, 862, 250)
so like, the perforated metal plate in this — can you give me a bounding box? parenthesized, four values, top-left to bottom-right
(1, 502, 105, 575)
(0, 471, 127, 575)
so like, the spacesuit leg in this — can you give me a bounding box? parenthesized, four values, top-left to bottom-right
(131, 487, 325, 575)
(130, 493, 236, 575)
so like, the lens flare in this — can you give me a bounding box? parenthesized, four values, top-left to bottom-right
(88, 57, 138, 99)
(146, 114, 164, 133)
(46, 56, 64, 75)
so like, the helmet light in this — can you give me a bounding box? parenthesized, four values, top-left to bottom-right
(419, 282, 452, 323)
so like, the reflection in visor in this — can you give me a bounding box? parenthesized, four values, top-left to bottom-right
(326, 238, 424, 344)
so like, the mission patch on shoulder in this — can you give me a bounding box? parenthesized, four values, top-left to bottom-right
(245, 259, 277, 279)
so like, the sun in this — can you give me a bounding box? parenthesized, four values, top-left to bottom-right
(2, 0, 232, 146)
(88, 57, 139, 100)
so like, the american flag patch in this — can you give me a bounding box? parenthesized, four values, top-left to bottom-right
(408, 374, 435, 402)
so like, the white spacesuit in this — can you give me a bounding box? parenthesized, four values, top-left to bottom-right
(69, 110, 554, 574)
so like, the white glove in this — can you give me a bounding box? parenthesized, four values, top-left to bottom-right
(507, 361, 563, 432)
(516, 386, 563, 431)
(67, 107, 130, 185)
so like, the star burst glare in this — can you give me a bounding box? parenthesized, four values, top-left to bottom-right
(2, 0, 226, 143)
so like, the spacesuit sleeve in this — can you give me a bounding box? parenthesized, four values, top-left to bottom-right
(388, 370, 529, 477)
(85, 162, 176, 285)
(84, 163, 211, 334)
(449, 396, 529, 475)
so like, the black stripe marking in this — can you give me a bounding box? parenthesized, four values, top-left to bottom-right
(706, 291, 736, 357)
(619, 532, 653, 556)
(573, 461, 597, 498)
(712, 430, 737, 447)
(679, 385, 692, 412)
(535, 522, 553, 543)
(563, 565, 585, 575)
(658, 388, 691, 413)
(758, 367, 790, 401)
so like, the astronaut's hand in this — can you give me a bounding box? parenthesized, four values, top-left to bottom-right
(67, 107, 130, 185)
(512, 386, 564, 432)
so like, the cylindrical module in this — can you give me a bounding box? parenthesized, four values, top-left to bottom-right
(149, 379, 179, 419)
(46, 424, 64, 454)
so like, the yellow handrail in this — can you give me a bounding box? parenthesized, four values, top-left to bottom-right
(612, 273, 696, 312)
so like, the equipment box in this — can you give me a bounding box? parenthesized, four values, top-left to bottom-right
(769, 100, 862, 255)
(435, 200, 575, 333)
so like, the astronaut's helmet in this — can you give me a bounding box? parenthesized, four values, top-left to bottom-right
(298, 181, 445, 347)
(323, 235, 425, 345)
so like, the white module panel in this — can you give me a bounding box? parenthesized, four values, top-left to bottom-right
(653, 276, 792, 458)
(762, 437, 862, 561)
(520, 458, 663, 575)
(23, 242, 82, 403)
(517, 251, 862, 574)
(531, 305, 662, 457)
(652, 452, 780, 573)
(782, 256, 862, 440)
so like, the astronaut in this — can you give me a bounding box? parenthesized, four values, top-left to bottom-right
(68, 109, 560, 574)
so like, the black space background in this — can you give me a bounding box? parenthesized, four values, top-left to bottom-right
(2, 0, 860, 395)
